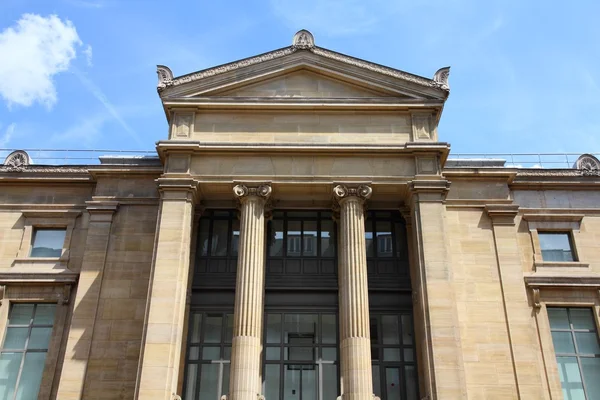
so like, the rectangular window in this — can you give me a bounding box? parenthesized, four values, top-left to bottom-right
(538, 232, 576, 262)
(30, 229, 66, 258)
(548, 307, 600, 399)
(0, 303, 56, 400)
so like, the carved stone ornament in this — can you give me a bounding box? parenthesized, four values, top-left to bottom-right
(575, 154, 600, 176)
(433, 66, 451, 90)
(233, 184, 272, 200)
(3, 150, 31, 172)
(292, 29, 315, 49)
(157, 65, 174, 90)
(532, 288, 541, 309)
(333, 184, 373, 201)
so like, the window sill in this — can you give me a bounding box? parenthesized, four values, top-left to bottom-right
(11, 257, 70, 272)
(534, 261, 589, 272)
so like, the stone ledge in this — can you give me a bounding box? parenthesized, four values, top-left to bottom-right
(525, 274, 600, 288)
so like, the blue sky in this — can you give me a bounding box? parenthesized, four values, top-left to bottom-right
(1, 0, 599, 156)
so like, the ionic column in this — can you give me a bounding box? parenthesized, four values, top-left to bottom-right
(333, 184, 376, 400)
(227, 183, 271, 400)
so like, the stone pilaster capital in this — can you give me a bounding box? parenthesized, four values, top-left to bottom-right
(85, 200, 119, 222)
(157, 177, 199, 203)
(408, 179, 450, 203)
(232, 183, 272, 203)
(332, 184, 372, 204)
(485, 203, 520, 226)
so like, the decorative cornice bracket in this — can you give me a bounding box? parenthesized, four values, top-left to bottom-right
(485, 204, 520, 226)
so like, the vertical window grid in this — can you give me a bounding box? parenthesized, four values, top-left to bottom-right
(365, 211, 409, 278)
(182, 311, 234, 400)
(370, 312, 419, 400)
(195, 210, 240, 276)
(0, 303, 56, 400)
(549, 307, 600, 400)
(263, 312, 339, 400)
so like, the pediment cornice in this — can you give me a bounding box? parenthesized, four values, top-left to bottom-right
(157, 30, 450, 101)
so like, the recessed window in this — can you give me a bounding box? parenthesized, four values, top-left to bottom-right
(548, 307, 600, 399)
(0, 303, 56, 399)
(30, 229, 66, 258)
(538, 232, 576, 262)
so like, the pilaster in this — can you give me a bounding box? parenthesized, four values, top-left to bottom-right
(227, 183, 271, 400)
(408, 179, 467, 400)
(333, 184, 377, 400)
(136, 178, 198, 400)
(56, 200, 119, 400)
(485, 204, 547, 399)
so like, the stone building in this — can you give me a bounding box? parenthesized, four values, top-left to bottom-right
(0, 30, 599, 400)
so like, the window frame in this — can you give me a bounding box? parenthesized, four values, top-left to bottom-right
(537, 231, 577, 262)
(522, 213, 588, 270)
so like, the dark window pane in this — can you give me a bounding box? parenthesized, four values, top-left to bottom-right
(184, 364, 197, 400)
(231, 219, 240, 256)
(365, 220, 374, 257)
(198, 219, 210, 257)
(15, 352, 46, 400)
(382, 315, 400, 345)
(221, 364, 230, 397)
(33, 304, 56, 325)
(202, 347, 220, 360)
(9, 305, 34, 325)
(372, 365, 381, 398)
(284, 366, 300, 399)
(188, 346, 199, 360)
(0, 352, 21, 399)
(557, 357, 585, 399)
(303, 221, 317, 256)
(581, 357, 600, 400)
(401, 315, 414, 345)
(264, 365, 280, 400)
(322, 348, 337, 361)
(287, 221, 302, 256)
(539, 232, 574, 262)
(224, 314, 234, 343)
(383, 348, 401, 361)
(266, 347, 280, 360)
(224, 347, 231, 361)
(394, 222, 407, 259)
(31, 229, 65, 258)
(548, 308, 570, 329)
(376, 222, 393, 257)
(269, 220, 284, 257)
(321, 220, 335, 257)
(210, 220, 229, 256)
(284, 314, 317, 343)
(285, 347, 314, 361)
(323, 364, 338, 400)
(198, 364, 219, 400)
(301, 367, 317, 400)
(404, 348, 414, 362)
(574, 332, 600, 354)
(385, 367, 401, 400)
(551, 331, 575, 354)
(190, 313, 202, 343)
(204, 315, 222, 343)
(570, 309, 597, 330)
(267, 314, 281, 344)
(405, 365, 418, 400)
(321, 314, 336, 344)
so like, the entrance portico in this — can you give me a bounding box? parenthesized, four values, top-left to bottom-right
(135, 30, 460, 400)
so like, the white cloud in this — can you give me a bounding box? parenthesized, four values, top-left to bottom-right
(65, 0, 106, 8)
(0, 14, 82, 108)
(0, 123, 16, 147)
(83, 45, 93, 67)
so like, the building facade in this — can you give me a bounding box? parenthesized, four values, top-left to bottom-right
(0, 30, 599, 400)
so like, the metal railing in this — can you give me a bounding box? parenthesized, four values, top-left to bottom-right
(448, 153, 600, 169)
(1, 148, 597, 168)
(0, 148, 157, 165)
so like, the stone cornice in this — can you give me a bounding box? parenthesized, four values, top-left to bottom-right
(525, 275, 600, 289)
(156, 177, 199, 203)
(157, 45, 448, 95)
(0, 271, 79, 285)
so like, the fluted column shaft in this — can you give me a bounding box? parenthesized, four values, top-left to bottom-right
(334, 185, 376, 400)
(228, 184, 271, 400)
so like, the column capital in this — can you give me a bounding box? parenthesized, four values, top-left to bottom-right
(232, 182, 272, 202)
(332, 184, 372, 204)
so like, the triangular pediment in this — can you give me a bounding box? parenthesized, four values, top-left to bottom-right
(209, 70, 399, 98)
(156, 30, 450, 103)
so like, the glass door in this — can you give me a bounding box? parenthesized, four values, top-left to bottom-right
(263, 313, 339, 400)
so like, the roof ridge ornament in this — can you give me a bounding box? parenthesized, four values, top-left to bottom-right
(433, 66, 450, 90)
(3, 150, 31, 172)
(292, 29, 315, 50)
(575, 154, 600, 176)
